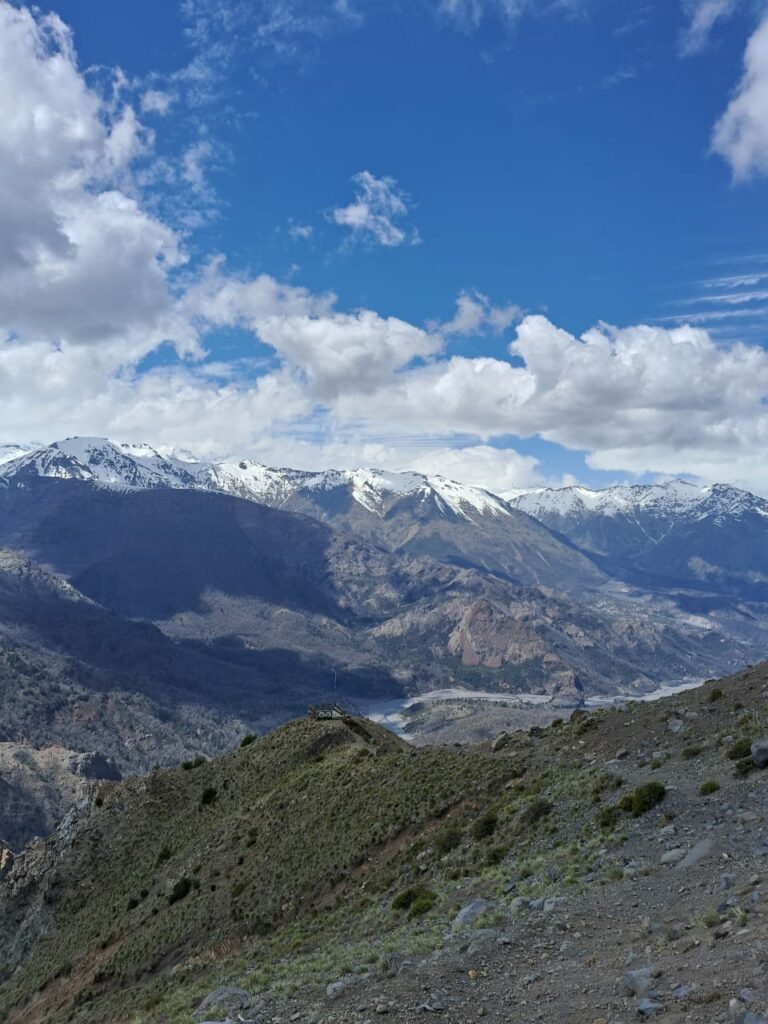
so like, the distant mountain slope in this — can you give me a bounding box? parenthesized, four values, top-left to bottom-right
(0, 478, 739, 702)
(0, 438, 604, 591)
(511, 479, 768, 600)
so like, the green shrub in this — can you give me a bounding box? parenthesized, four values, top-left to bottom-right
(597, 805, 621, 830)
(240, 734, 257, 748)
(727, 738, 752, 761)
(618, 781, 666, 818)
(433, 824, 462, 855)
(181, 755, 206, 770)
(471, 811, 498, 841)
(699, 779, 720, 795)
(168, 877, 192, 905)
(682, 745, 704, 760)
(200, 786, 218, 806)
(155, 845, 172, 866)
(518, 797, 552, 829)
(485, 844, 508, 866)
(734, 756, 755, 778)
(707, 688, 724, 703)
(392, 885, 437, 917)
(591, 772, 623, 801)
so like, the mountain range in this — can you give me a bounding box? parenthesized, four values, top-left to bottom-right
(0, 436, 766, 845)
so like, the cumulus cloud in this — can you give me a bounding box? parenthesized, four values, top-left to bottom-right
(3, 3, 768, 498)
(332, 171, 419, 248)
(436, 291, 522, 336)
(332, 316, 768, 492)
(0, 4, 187, 357)
(713, 16, 768, 178)
(680, 0, 739, 56)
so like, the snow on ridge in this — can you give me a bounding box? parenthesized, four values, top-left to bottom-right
(510, 477, 766, 522)
(2, 437, 763, 528)
(0, 443, 35, 466)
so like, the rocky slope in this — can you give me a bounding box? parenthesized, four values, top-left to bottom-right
(511, 478, 768, 602)
(0, 743, 119, 852)
(2, 662, 768, 1023)
(0, 478, 740, 698)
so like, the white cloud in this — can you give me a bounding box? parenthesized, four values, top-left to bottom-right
(141, 89, 175, 115)
(332, 171, 419, 248)
(436, 290, 522, 336)
(713, 16, 768, 178)
(4, 3, 768, 499)
(331, 315, 768, 492)
(256, 311, 440, 400)
(289, 222, 313, 240)
(680, 0, 738, 56)
(436, 0, 585, 30)
(0, 4, 187, 355)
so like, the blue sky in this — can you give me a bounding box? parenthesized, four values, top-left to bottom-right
(1, 0, 768, 493)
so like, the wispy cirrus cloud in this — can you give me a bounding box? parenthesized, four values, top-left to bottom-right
(680, 0, 739, 56)
(332, 171, 420, 248)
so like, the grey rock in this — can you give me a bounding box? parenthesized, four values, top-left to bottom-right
(739, 988, 758, 1005)
(660, 848, 685, 865)
(624, 967, 654, 998)
(667, 718, 684, 734)
(196, 987, 251, 1016)
(491, 732, 512, 753)
(675, 838, 715, 870)
(751, 739, 768, 769)
(326, 974, 361, 999)
(637, 998, 664, 1017)
(452, 898, 491, 930)
(509, 896, 529, 913)
(734, 1014, 768, 1024)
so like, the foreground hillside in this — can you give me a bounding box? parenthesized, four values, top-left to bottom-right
(2, 662, 768, 1023)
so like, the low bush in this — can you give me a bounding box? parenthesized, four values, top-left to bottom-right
(682, 745, 704, 760)
(168, 877, 192, 905)
(392, 885, 437, 917)
(699, 779, 720, 795)
(618, 781, 666, 818)
(707, 688, 724, 703)
(597, 805, 621, 830)
(471, 811, 498, 841)
(433, 824, 462, 855)
(200, 786, 218, 807)
(181, 755, 206, 770)
(727, 738, 752, 761)
(518, 797, 553, 829)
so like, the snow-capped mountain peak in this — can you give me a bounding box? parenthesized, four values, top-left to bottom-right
(508, 477, 768, 526)
(0, 438, 513, 524)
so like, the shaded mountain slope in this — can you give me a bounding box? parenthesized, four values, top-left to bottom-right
(0, 479, 743, 699)
(512, 479, 768, 601)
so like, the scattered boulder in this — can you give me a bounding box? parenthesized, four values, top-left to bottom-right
(326, 974, 362, 1000)
(624, 967, 654, 998)
(195, 986, 251, 1017)
(452, 898, 492, 930)
(667, 718, 684, 735)
(491, 732, 512, 753)
(751, 739, 768, 770)
(660, 848, 685, 865)
(675, 838, 715, 870)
